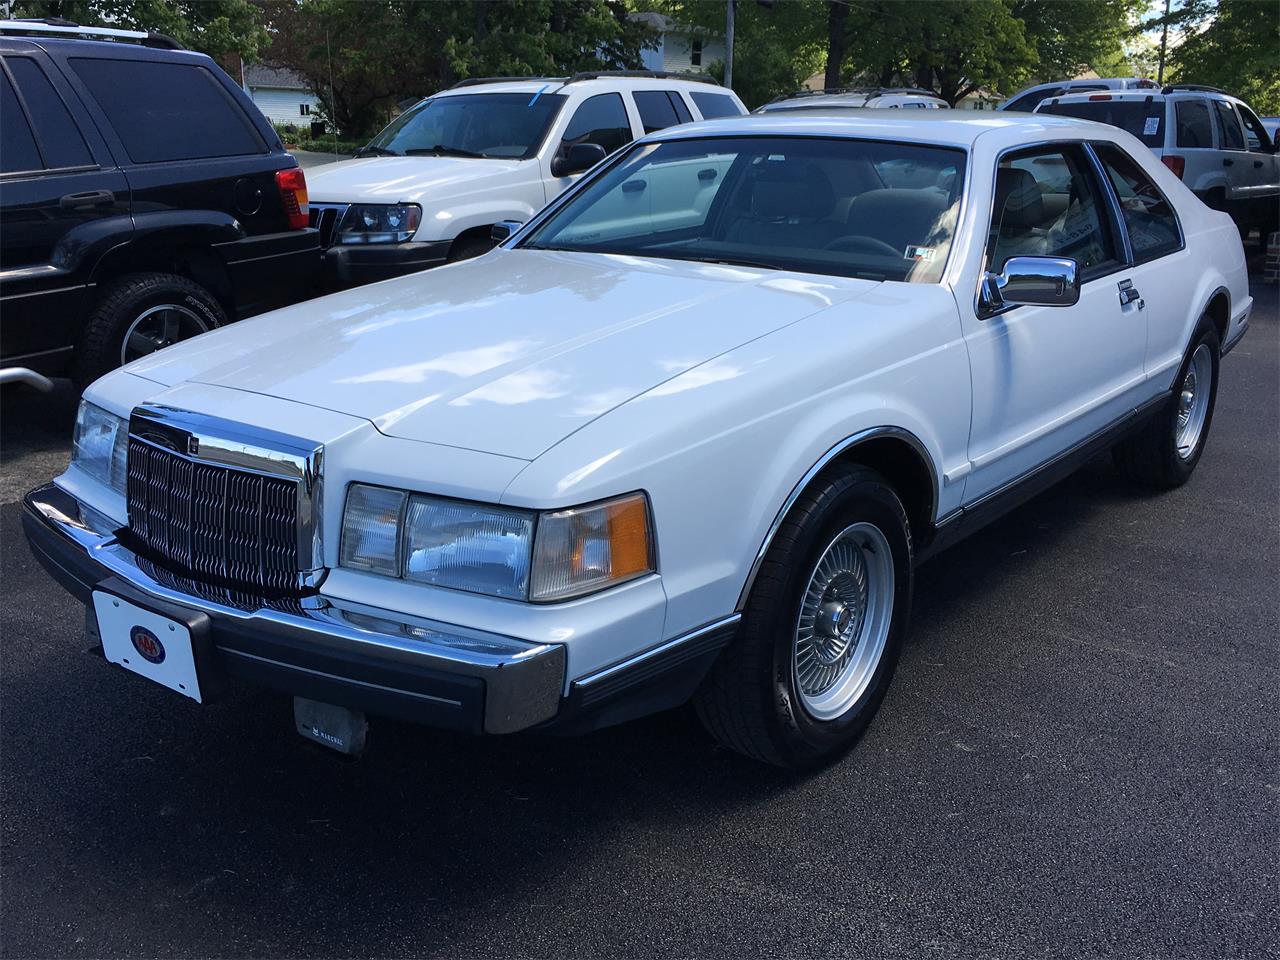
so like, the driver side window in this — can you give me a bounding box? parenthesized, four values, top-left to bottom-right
(561, 93, 633, 156)
(986, 144, 1121, 279)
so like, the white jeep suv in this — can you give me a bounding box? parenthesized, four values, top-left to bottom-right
(306, 71, 745, 285)
(1038, 85, 1280, 237)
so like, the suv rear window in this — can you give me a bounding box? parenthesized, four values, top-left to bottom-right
(6, 57, 92, 169)
(690, 91, 743, 119)
(70, 58, 265, 163)
(1038, 99, 1165, 148)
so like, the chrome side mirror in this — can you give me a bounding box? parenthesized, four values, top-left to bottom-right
(981, 256, 1080, 314)
(490, 220, 524, 243)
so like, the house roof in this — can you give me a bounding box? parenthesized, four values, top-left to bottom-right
(243, 63, 309, 91)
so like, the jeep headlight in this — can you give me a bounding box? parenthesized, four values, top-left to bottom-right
(339, 485, 654, 602)
(71, 400, 128, 495)
(336, 203, 422, 244)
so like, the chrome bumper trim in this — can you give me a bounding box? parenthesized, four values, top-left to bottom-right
(24, 482, 565, 733)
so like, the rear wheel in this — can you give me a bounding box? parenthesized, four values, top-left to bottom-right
(75, 272, 225, 389)
(695, 466, 913, 768)
(1113, 316, 1220, 487)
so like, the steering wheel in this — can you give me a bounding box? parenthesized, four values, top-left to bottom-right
(824, 235, 903, 258)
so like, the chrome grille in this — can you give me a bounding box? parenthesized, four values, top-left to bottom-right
(126, 437, 300, 595)
(309, 203, 348, 249)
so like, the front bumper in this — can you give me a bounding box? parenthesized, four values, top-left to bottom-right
(323, 239, 452, 286)
(22, 483, 565, 734)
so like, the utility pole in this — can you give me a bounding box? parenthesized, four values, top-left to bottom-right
(1156, 0, 1172, 85)
(724, 0, 734, 89)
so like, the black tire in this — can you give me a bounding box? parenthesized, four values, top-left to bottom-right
(75, 272, 225, 389)
(447, 233, 495, 262)
(1113, 316, 1220, 488)
(695, 466, 913, 768)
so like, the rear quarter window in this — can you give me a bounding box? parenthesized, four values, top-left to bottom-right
(70, 57, 265, 163)
(690, 91, 744, 119)
(1039, 100, 1165, 148)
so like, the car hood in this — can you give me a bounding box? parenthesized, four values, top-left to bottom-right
(124, 250, 877, 460)
(306, 155, 532, 204)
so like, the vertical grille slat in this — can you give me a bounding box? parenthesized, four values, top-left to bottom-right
(126, 437, 301, 596)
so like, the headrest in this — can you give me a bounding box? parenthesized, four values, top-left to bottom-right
(993, 167, 1045, 231)
(751, 163, 835, 220)
(845, 188, 949, 250)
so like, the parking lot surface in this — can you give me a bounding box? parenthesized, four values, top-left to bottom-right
(1, 279, 1276, 959)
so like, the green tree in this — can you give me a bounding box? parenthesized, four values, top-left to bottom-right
(1163, 0, 1279, 113)
(648, 1, 826, 109)
(1012, 0, 1148, 81)
(11, 0, 270, 60)
(258, 0, 657, 137)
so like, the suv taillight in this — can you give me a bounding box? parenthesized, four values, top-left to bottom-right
(1161, 155, 1186, 180)
(275, 167, 309, 229)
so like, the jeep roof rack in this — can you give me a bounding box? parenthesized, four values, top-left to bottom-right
(769, 86, 939, 104)
(449, 76, 569, 89)
(0, 18, 184, 49)
(566, 70, 720, 86)
(1161, 83, 1228, 95)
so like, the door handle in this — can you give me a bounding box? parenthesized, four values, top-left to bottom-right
(1254, 160, 1264, 168)
(59, 189, 114, 210)
(1223, 158, 1234, 167)
(621, 179, 646, 194)
(1118, 279, 1141, 306)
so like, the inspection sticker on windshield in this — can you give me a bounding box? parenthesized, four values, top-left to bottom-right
(1143, 116, 1161, 136)
(904, 245, 936, 262)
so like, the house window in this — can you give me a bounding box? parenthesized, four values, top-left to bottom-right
(299, 103, 311, 117)
(691, 38, 702, 67)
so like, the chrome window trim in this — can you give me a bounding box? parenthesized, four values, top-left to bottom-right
(735, 426, 938, 611)
(127, 404, 324, 587)
(1086, 140, 1187, 267)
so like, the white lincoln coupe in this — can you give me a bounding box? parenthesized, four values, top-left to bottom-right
(25, 112, 1251, 768)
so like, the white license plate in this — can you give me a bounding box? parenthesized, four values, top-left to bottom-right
(92, 592, 202, 703)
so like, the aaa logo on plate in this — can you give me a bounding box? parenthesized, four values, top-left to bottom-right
(130, 625, 166, 664)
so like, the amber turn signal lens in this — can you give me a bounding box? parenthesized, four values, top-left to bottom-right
(530, 492, 655, 602)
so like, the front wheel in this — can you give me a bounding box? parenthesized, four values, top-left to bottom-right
(695, 466, 913, 768)
(1113, 317, 1220, 487)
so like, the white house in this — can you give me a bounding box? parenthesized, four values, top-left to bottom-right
(242, 64, 321, 126)
(630, 12, 725, 75)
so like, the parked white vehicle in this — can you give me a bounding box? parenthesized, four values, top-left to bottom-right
(1037, 86, 1280, 236)
(1000, 76, 1158, 113)
(757, 87, 949, 113)
(305, 71, 745, 285)
(26, 111, 1251, 768)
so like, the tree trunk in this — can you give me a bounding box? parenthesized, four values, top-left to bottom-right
(824, 1, 850, 90)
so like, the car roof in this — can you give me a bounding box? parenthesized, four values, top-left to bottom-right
(762, 92, 946, 111)
(435, 76, 731, 98)
(1050, 88, 1235, 105)
(0, 33, 210, 62)
(646, 110, 1106, 149)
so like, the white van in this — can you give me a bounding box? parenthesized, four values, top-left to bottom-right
(306, 72, 746, 285)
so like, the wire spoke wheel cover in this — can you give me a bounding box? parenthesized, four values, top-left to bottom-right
(793, 521, 895, 721)
(1175, 342, 1213, 460)
(121, 304, 209, 364)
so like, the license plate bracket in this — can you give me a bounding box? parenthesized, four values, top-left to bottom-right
(91, 576, 226, 702)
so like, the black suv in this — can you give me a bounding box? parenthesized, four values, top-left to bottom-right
(0, 22, 320, 387)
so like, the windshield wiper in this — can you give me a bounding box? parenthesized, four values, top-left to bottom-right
(404, 145, 487, 158)
(673, 254, 781, 271)
(353, 145, 399, 157)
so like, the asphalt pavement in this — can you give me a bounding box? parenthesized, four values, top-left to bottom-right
(1, 279, 1276, 959)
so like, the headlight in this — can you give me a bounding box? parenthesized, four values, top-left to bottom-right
(339, 485, 654, 602)
(336, 203, 421, 244)
(71, 401, 128, 494)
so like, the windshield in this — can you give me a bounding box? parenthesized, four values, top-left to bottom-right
(520, 136, 966, 283)
(364, 92, 567, 159)
(1038, 100, 1166, 148)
